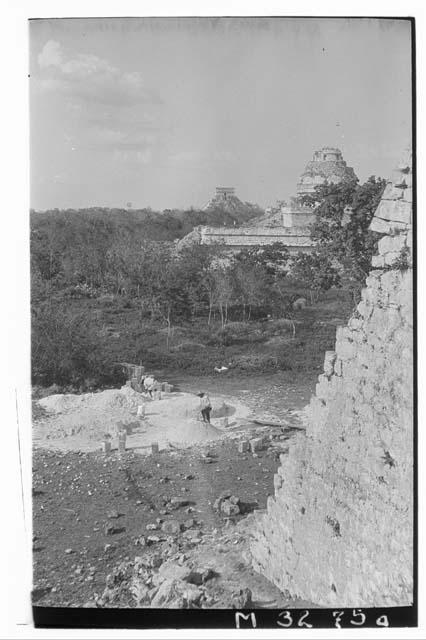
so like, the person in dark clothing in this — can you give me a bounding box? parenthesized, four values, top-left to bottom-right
(197, 391, 212, 423)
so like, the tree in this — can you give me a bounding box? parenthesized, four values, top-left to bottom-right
(302, 176, 386, 301)
(31, 304, 105, 388)
(291, 251, 341, 304)
(213, 267, 234, 328)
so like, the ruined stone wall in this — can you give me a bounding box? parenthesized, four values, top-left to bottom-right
(199, 225, 312, 250)
(250, 150, 413, 607)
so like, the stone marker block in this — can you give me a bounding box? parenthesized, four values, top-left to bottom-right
(250, 437, 264, 453)
(151, 442, 159, 454)
(238, 440, 250, 453)
(118, 431, 126, 454)
(137, 404, 145, 418)
(102, 440, 112, 454)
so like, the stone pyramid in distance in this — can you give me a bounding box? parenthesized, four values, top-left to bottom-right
(203, 187, 263, 224)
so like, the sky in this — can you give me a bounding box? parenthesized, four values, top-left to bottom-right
(29, 17, 412, 211)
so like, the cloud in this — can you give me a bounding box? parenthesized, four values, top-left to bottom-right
(37, 40, 161, 106)
(38, 40, 63, 68)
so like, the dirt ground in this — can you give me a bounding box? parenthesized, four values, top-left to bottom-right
(32, 374, 315, 608)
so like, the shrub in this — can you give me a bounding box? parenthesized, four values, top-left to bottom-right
(31, 303, 124, 389)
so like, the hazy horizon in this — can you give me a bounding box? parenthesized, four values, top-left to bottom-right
(30, 17, 412, 211)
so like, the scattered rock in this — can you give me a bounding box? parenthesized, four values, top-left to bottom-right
(107, 509, 120, 519)
(182, 529, 202, 542)
(169, 497, 190, 509)
(183, 518, 195, 530)
(161, 520, 182, 535)
(181, 583, 203, 607)
(222, 501, 240, 517)
(185, 567, 216, 586)
(65, 548, 74, 554)
(150, 579, 176, 607)
(146, 523, 159, 531)
(155, 561, 192, 585)
(231, 587, 253, 609)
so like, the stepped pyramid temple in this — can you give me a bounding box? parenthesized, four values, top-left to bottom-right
(250, 148, 413, 606)
(182, 147, 358, 253)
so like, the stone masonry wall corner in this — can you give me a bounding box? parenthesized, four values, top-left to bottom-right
(249, 149, 413, 607)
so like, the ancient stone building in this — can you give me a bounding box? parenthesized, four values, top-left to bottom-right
(250, 149, 413, 607)
(203, 186, 238, 211)
(185, 148, 357, 253)
(296, 146, 358, 197)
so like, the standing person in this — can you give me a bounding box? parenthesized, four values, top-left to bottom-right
(198, 392, 212, 423)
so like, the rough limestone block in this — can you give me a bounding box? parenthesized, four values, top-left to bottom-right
(151, 442, 159, 454)
(381, 181, 404, 201)
(337, 338, 355, 361)
(378, 234, 406, 256)
(403, 187, 412, 203)
(250, 437, 264, 453)
(316, 374, 331, 401)
(369, 216, 392, 234)
(371, 254, 385, 268)
(323, 350, 337, 377)
(333, 358, 343, 377)
(383, 251, 401, 266)
(274, 473, 283, 490)
(375, 199, 412, 225)
(118, 431, 126, 454)
(348, 317, 363, 331)
(238, 440, 250, 453)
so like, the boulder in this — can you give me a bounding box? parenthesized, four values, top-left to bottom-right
(161, 520, 182, 535)
(154, 561, 192, 585)
(231, 587, 253, 609)
(169, 497, 190, 509)
(222, 501, 240, 517)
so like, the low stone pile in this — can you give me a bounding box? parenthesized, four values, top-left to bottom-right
(213, 491, 242, 516)
(93, 532, 252, 609)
